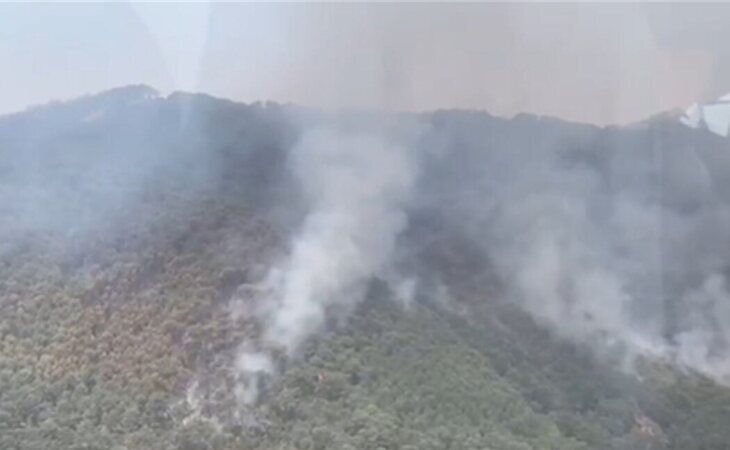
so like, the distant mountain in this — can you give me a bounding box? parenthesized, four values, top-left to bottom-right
(2, 87, 730, 450)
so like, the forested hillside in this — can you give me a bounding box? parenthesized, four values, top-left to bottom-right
(2, 87, 730, 449)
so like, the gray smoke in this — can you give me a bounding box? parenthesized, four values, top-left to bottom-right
(0, 87, 215, 251)
(235, 121, 421, 403)
(232, 110, 730, 400)
(413, 117, 730, 383)
(5, 85, 730, 402)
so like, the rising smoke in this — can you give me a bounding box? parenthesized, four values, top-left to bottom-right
(3, 86, 730, 405)
(235, 120, 421, 403)
(412, 116, 730, 383)
(234, 111, 730, 401)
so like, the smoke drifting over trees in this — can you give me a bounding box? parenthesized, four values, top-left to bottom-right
(4, 88, 730, 386)
(3, 86, 730, 448)
(229, 104, 730, 391)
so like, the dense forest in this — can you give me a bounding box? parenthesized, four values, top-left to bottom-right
(2, 86, 730, 450)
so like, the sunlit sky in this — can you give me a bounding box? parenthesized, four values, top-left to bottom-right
(1, 2, 730, 124)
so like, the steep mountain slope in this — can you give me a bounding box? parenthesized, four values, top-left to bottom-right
(2, 87, 730, 450)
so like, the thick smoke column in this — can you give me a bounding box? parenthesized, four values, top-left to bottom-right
(236, 124, 419, 403)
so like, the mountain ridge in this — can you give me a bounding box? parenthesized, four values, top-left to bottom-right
(4, 85, 706, 135)
(2, 87, 730, 449)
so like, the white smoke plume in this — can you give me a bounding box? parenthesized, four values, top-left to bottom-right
(417, 118, 730, 383)
(235, 123, 420, 403)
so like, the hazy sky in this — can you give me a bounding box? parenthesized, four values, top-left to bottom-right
(1, 2, 730, 124)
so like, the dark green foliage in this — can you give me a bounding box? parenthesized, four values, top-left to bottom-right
(2, 91, 730, 449)
(3, 190, 730, 449)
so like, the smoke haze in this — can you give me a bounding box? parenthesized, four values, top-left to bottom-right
(3, 2, 730, 408)
(408, 115, 730, 383)
(4, 3, 730, 124)
(234, 119, 422, 403)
